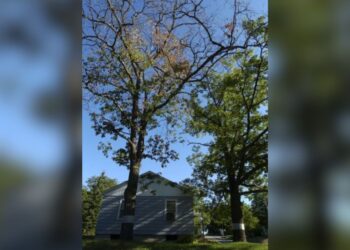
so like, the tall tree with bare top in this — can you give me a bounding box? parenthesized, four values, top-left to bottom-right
(83, 0, 261, 240)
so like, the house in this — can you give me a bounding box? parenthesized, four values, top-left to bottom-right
(95, 171, 194, 241)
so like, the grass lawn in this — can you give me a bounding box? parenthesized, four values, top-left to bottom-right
(83, 240, 268, 250)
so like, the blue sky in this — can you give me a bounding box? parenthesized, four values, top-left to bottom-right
(82, 0, 267, 185)
(0, 2, 69, 173)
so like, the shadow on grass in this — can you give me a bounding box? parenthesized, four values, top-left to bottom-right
(83, 240, 268, 250)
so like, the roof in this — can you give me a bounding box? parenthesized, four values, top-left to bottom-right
(103, 171, 184, 195)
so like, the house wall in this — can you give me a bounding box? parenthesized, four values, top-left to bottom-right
(96, 195, 194, 236)
(134, 196, 193, 235)
(95, 195, 122, 235)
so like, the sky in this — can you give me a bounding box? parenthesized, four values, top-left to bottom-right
(0, 1, 70, 172)
(82, 0, 268, 185)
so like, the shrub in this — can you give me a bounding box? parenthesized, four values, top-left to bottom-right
(176, 235, 194, 243)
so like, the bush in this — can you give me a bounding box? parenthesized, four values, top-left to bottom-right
(176, 235, 194, 243)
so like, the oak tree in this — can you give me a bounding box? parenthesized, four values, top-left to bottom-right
(83, 0, 261, 240)
(186, 16, 267, 241)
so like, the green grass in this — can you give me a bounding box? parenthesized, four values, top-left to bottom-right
(83, 240, 268, 250)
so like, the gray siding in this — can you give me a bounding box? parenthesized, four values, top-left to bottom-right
(134, 196, 194, 235)
(96, 196, 194, 236)
(95, 196, 122, 234)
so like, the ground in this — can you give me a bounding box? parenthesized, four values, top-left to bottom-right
(83, 240, 268, 250)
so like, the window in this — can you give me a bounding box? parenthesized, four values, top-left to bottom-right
(166, 200, 176, 221)
(118, 199, 125, 219)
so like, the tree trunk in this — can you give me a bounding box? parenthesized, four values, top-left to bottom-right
(229, 182, 247, 242)
(120, 161, 140, 241)
(120, 80, 142, 241)
(224, 150, 247, 242)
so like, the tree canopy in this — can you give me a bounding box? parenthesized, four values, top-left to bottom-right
(82, 0, 265, 240)
(186, 16, 267, 241)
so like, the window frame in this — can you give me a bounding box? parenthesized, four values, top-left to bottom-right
(165, 199, 177, 221)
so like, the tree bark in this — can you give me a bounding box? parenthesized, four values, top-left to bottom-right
(120, 160, 140, 241)
(229, 180, 247, 242)
(120, 76, 142, 241)
(120, 122, 147, 240)
(224, 150, 247, 242)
